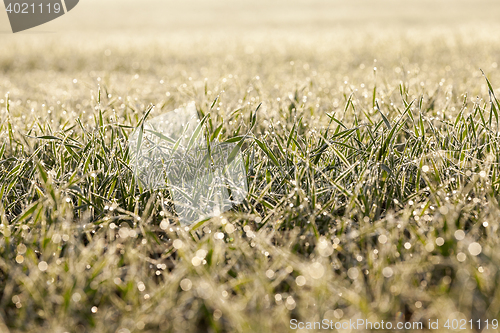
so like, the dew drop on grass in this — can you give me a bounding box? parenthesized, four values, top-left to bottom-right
(439, 206, 449, 214)
(38, 261, 48, 271)
(425, 243, 435, 252)
(468, 242, 482, 256)
(17, 244, 26, 254)
(378, 235, 388, 244)
(224, 224, 235, 234)
(310, 262, 324, 279)
(382, 267, 393, 278)
(208, 309, 221, 322)
(191, 257, 202, 266)
(173, 239, 183, 249)
(442, 276, 451, 285)
(72, 293, 81, 302)
(295, 276, 306, 286)
(454, 230, 465, 240)
(347, 267, 359, 280)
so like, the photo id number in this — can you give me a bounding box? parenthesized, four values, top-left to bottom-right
(6, 2, 62, 14)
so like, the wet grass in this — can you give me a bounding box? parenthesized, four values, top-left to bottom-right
(1, 35, 500, 332)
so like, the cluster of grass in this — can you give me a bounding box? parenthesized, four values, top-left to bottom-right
(1, 35, 500, 332)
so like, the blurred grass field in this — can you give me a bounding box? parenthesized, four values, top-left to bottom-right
(2, 1, 500, 332)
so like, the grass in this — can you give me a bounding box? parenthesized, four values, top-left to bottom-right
(1, 31, 500, 332)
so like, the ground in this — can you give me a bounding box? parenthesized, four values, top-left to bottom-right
(1, 1, 500, 332)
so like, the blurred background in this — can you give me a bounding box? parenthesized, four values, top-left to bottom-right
(2, 0, 500, 118)
(1, 0, 500, 40)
